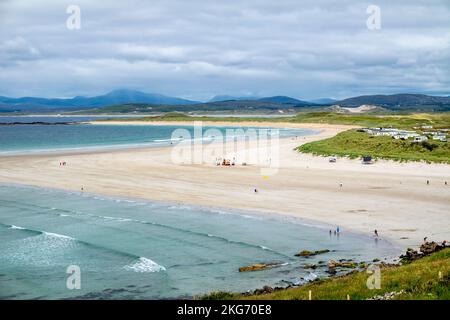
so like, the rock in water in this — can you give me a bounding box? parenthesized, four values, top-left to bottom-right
(239, 263, 280, 272)
(295, 249, 330, 257)
(327, 260, 357, 269)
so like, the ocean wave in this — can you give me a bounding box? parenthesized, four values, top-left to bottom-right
(0, 222, 41, 235)
(153, 138, 174, 143)
(124, 257, 166, 273)
(31, 206, 291, 259)
(209, 208, 263, 220)
(3, 222, 144, 261)
(1, 193, 289, 258)
(43, 232, 75, 240)
(9, 225, 25, 230)
(303, 272, 318, 282)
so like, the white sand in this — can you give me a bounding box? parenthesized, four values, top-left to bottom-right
(0, 121, 449, 249)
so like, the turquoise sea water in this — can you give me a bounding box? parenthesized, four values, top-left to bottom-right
(0, 116, 311, 154)
(0, 184, 399, 300)
(0, 117, 400, 299)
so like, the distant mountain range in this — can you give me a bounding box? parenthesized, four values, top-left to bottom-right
(0, 90, 449, 113)
(335, 94, 450, 110)
(0, 89, 199, 112)
(209, 95, 311, 105)
(309, 98, 337, 104)
(88, 99, 317, 115)
(258, 96, 310, 105)
(209, 95, 259, 102)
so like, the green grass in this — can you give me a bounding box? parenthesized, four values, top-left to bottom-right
(291, 112, 450, 129)
(298, 130, 450, 164)
(104, 112, 290, 123)
(102, 111, 450, 129)
(199, 249, 450, 300)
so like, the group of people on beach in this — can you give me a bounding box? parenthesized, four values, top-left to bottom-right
(59, 161, 67, 166)
(329, 226, 341, 236)
(329, 227, 380, 239)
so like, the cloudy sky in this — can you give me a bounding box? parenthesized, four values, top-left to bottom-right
(0, 0, 449, 101)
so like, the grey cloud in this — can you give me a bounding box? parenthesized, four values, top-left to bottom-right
(0, 0, 449, 100)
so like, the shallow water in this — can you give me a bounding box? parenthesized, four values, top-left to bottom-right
(0, 184, 399, 300)
(0, 119, 312, 154)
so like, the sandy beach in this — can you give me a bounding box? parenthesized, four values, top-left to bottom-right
(0, 121, 449, 249)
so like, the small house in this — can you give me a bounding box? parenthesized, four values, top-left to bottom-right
(432, 135, 447, 142)
(414, 136, 428, 143)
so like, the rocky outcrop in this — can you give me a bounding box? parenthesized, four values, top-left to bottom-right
(400, 241, 448, 263)
(253, 286, 274, 295)
(327, 260, 357, 269)
(420, 241, 446, 255)
(239, 263, 280, 272)
(295, 249, 330, 257)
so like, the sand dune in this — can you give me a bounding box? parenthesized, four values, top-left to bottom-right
(0, 122, 449, 249)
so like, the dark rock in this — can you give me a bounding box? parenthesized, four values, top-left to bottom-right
(400, 241, 446, 264)
(253, 285, 274, 295)
(326, 268, 337, 275)
(295, 249, 330, 257)
(239, 262, 280, 272)
(328, 260, 357, 269)
(420, 241, 445, 255)
(399, 248, 423, 263)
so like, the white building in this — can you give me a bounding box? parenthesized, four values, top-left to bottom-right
(414, 136, 428, 142)
(432, 135, 447, 142)
(365, 127, 422, 140)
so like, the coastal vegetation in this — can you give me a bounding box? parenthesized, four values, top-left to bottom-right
(199, 248, 450, 300)
(291, 112, 450, 129)
(103, 111, 450, 129)
(298, 129, 450, 164)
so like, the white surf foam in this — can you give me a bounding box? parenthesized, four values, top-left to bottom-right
(9, 225, 25, 230)
(43, 232, 75, 240)
(124, 257, 166, 273)
(303, 272, 318, 282)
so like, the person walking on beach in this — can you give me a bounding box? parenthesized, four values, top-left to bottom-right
(374, 229, 379, 237)
(336, 226, 340, 234)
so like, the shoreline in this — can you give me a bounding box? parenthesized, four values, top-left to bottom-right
(87, 120, 358, 130)
(0, 123, 321, 158)
(0, 123, 448, 249)
(0, 180, 403, 256)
